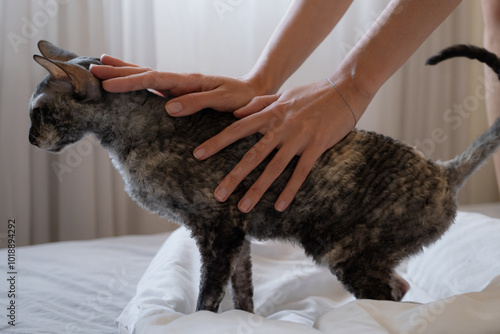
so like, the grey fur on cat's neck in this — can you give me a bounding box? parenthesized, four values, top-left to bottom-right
(92, 90, 165, 154)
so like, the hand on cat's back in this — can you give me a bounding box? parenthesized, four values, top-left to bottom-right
(91, 55, 365, 213)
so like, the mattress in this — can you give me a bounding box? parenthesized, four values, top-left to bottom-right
(1, 210, 500, 333)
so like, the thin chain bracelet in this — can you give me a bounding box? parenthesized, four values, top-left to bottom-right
(326, 78, 357, 128)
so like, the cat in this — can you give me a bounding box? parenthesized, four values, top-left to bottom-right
(29, 40, 500, 313)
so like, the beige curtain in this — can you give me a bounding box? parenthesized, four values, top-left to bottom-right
(0, 0, 496, 247)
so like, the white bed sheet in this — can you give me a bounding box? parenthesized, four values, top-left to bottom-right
(118, 211, 500, 334)
(0, 233, 170, 334)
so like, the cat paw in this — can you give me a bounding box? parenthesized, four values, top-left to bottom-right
(390, 272, 410, 301)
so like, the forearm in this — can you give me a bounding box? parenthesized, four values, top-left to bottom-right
(482, 0, 500, 191)
(332, 0, 462, 115)
(483, 0, 500, 50)
(247, 0, 353, 95)
(482, 0, 500, 123)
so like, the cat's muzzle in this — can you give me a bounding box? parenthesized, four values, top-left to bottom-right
(28, 128, 63, 152)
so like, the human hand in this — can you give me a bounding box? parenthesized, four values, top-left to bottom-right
(194, 78, 367, 213)
(90, 55, 264, 115)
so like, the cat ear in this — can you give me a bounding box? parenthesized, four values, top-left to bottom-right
(33, 55, 69, 80)
(37, 40, 79, 61)
(33, 55, 102, 102)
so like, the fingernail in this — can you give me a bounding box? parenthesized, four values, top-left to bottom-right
(215, 187, 228, 202)
(193, 148, 206, 160)
(239, 198, 252, 212)
(166, 102, 183, 114)
(276, 200, 287, 212)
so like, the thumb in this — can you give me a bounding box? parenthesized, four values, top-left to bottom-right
(165, 90, 218, 116)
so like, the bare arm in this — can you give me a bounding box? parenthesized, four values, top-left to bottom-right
(247, 0, 354, 95)
(197, 0, 462, 213)
(336, 0, 463, 102)
(482, 0, 500, 192)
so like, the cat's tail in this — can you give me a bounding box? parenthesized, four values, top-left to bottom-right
(443, 117, 500, 190)
(426, 44, 500, 190)
(426, 44, 500, 80)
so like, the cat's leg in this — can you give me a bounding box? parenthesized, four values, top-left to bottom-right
(391, 271, 410, 301)
(196, 231, 246, 312)
(230, 238, 254, 312)
(330, 256, 405, 301)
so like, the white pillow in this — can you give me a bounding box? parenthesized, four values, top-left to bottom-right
(117, 226, 354, 334)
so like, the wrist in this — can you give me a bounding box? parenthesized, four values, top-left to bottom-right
(327, 68, 374, 124)
(326, 78, 357, 128)
(335, 50, 383, 102)
(242, 65, 282, 96)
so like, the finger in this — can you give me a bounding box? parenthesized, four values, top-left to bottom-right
(166, 89, 227, 116)
(237, 143, 298, 213)
(166, 81, 252, 116)
(90, 64, 150, 80)
(274, 146, 322, 212)
(100, 71, 165, 92)
(234, 94, 279, 118)
(193, 114, 266, 160)
(102, 71, 213, 96)
(100, 54, 140, 67)
(213, 134, 278, 203)
(165, 73, 208, 96)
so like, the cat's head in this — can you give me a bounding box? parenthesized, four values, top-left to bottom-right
(29, 40, 103, 152)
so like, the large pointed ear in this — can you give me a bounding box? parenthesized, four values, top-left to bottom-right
(34, 55, 69, 80)
(34, 55, 102, 102)
(37, 40, 79, 61)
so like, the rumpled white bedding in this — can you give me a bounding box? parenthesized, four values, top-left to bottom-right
(118, 211, 500, 334)
(0, 233, 170, 334)
(1, 211, 499, 334)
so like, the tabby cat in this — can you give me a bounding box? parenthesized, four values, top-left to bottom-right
(29, 41, 500, 312)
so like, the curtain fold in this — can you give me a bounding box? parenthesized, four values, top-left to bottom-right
(0, 0, 496, 247)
